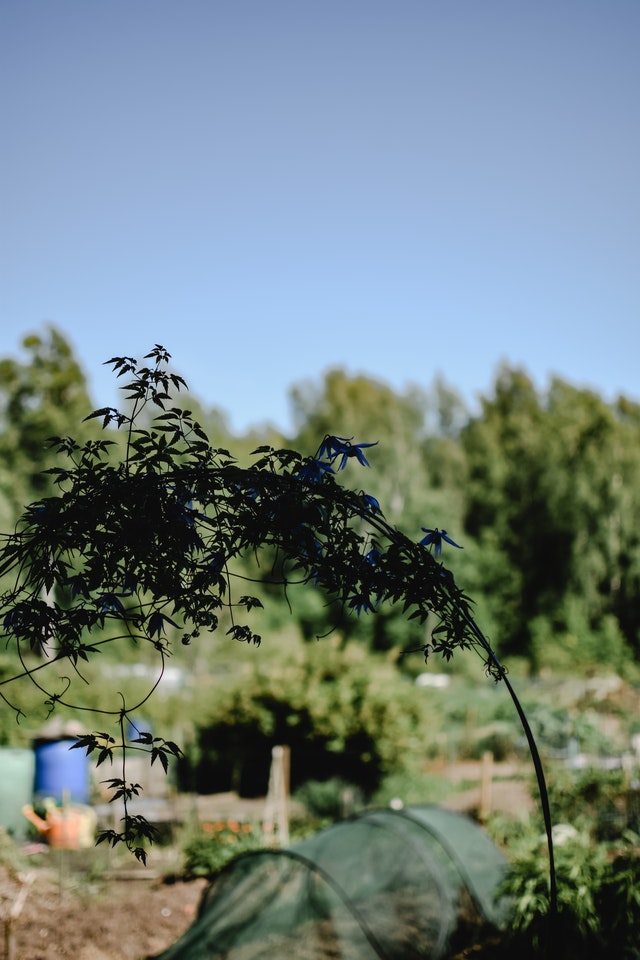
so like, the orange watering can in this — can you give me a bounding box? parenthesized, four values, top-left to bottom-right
(22, 798, 96, 849)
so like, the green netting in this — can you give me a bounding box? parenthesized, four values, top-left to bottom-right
(152, 806, 511, 960)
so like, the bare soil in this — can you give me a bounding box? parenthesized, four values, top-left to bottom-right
(1, 864, 207, 960)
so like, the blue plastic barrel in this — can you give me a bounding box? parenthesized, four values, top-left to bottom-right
(34, 738, 90, 805)
(0, 747, 36, 839)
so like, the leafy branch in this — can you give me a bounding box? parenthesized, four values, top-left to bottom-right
(0, 345, 557, 917)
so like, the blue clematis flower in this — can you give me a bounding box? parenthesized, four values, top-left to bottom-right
(122, 571, 138, 596)
(206, 551, 226, 574)
(296, 458, 335, 483)
(348, 594, 377, 616)
(96, 593, 125, 614)
(3, 609, 22, 633)
(337, 442, 378, 470)
(360, 493, 382, 514)
(315, 435, 378, 470)
(419, 528, 462, 559)
(316, 435, 352, 461)
(364, 547, 382, 565)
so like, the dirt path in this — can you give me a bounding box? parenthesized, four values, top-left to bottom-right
(439, 759, 535, 818)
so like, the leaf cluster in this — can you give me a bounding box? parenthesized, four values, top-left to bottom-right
(499, 831, 640, 959)
(0, 346, 537, 860)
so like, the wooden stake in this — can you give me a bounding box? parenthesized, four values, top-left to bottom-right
(4, 872, 35, 960)
(479, 750, 493, 822)
(263, 745, 290, 847)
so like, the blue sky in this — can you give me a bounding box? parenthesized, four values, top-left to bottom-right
(2, 0, 638, 434)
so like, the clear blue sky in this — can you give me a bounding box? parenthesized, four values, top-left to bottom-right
(2, 0, 638, 433)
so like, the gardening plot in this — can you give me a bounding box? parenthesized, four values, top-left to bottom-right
(152, 806, 511, 960)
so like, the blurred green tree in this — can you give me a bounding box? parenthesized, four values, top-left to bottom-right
(290, 368, 430, 525)
(461, 365, 640, 665)
(286, 369, 469, 651)
(0, 326, 94, 528)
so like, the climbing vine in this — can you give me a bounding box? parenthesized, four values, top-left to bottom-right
(0, 346, 556, 920)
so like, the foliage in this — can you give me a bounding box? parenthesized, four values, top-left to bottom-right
(3, 333, 640, 678)
(544, 767, 630, 841)
(0, 326, 96, 530)
(462, 366, 640, 663)
(293, 777, 361, 821)
(183, 636, 433, 798)
(182, 819, 263, 878)
(289, 368, 431, 526)
(484, 766, 640, 958)
(287, 368, 469, 652)
(521, 701, 615, 758)
(498, 830, 640, 959)
(371, 770, 448, 809)
(0, 345, 557, 920)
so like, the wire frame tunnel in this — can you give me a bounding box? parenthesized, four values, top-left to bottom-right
(151, 806, 512, 960)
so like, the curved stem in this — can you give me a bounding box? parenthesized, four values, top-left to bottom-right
(454, 601, 558, 922)
(355, 503, 558, 918)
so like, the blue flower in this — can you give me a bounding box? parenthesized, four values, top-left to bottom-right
(419, 528, 462, 559)
(348, 594, 377, 616)
(316, 435, 352, 461)
(122, 571, 138, 595)
(296, 458, 335, 483)
(3, 609, 22, 633)
(207, 551, 226, 574)
(96, 593, 125, 614)
(337, 442, 377, 470)
(147, 610, 179, 639)
(315, 435, 378, 470)
(360, 493, 382, 514)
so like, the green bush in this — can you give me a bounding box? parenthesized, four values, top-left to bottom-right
(497, 831, 640, 959)
(596, 845, 640, 958)
(182, 819, 263, 878)
(294, 777, 361, 820)
(181, 636, 436, 799)
(546, 767, 629, 840)
(459, 721, 519, 762)
(371, 770, 448, 808)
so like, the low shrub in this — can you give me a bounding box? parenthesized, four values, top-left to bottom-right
(181, 637, 435, 799)
(497, 830, 640, 959)
(294, 777, 362, 821)
(182, 819, 263, 878)
(546, 767, 629, 840)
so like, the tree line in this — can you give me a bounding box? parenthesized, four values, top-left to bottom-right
(2, 326, 639, 672)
